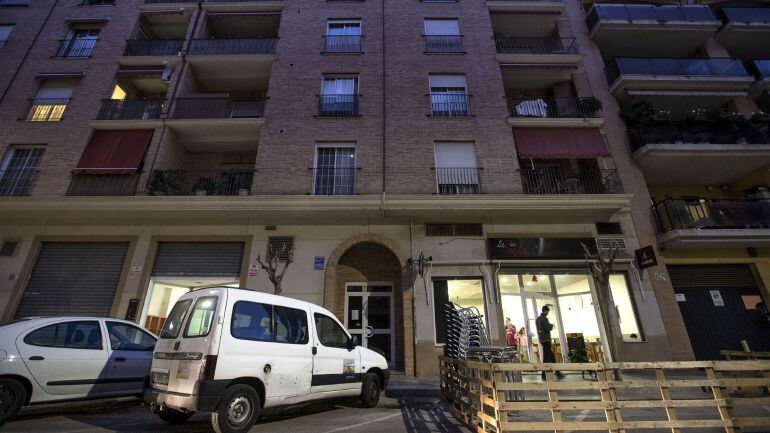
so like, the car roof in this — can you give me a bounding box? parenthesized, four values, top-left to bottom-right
(184, 287, 335, 316)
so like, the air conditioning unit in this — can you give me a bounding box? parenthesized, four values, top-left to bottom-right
(595, 237, 626, 250)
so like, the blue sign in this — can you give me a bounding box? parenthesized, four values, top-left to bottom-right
(314, 256, 325, 270)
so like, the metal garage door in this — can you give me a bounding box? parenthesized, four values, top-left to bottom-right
(151, 241, 245, 276)
(670, 264, 770, 360)
(14, 242, 130, 318)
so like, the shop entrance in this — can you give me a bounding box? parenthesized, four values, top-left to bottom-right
(344, 283, 395, 366)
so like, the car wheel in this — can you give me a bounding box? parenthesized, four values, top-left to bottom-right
(0, 378, 26, 427)
(360, 372, 380, 408)
(156, 407, 194, 424)
(211, 384, 260, 433)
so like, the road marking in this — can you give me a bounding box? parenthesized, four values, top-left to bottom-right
(320, 411, 404, 433)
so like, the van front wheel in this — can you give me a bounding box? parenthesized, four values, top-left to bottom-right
(212, 384, 260, 433)
(360, 372, 380, 408)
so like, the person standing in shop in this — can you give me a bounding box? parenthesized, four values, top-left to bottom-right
(535, 305, 563, 379)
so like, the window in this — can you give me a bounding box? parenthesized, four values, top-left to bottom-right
(424, 19, 462, 53)
(314, 313, 349, 349)
(0, 25, 12, 48)
(429, 74, 469, 116)
(434, 142, 479, 194)
(231, 301, 273, 342)
(268, 236, 294, 262)
(325, 20, 361, 53)
(314, 146, 355, 195)
(57, 27, 99, 58)
(425, 223, 483, 237)
(274, 306, 309, 344)
(184, 296, 218, 338)
(27, 79, 74, 121)
(24, 321, 103, 350)
(160, 298, 191, 339)
(0, 147, 43, 196)
(319, 76, 358, 116)
(106, 322, 156, 351)
(609, 274, 643, 342)
(433, 279, 485, 344)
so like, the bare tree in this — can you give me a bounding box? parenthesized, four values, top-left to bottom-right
(581, 241, 621, 363)
(256, 243, 295, 296)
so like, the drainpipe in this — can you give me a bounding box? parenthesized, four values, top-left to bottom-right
(380, 0, 386, 194)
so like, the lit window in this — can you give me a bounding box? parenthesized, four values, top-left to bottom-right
(609, 274, 643, 342)
(27, 79, 74, 122)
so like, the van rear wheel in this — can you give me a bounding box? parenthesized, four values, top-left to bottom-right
(360, 372, 381, 408)
(156, 407, 194, 424)
(212, 384, 260, 433)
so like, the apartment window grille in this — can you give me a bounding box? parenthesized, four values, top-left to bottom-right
(429, 75, 469, 116)
(314, 147, 355, 195)
(0, 148, 43, 196)
(424, 19, 462, 53)
(319, 76, 359, 116)
(325, 20, 361, 53)
(27, 79, 74, 121)
(426, 223, 483, 237)
(434, 142, 479, 194)
(57, 28, 99, 58)
(268, 237, 295, 262)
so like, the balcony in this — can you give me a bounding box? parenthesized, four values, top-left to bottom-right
(629, 120, 770, 186)
(317, 95, 359, 117)
(185, 38, 277, 90)
(521, 168, 623, 194)
(494, 37, 581, 65)
(716, 8, 770, 60)
(587, 4, 720, 59)
(430, 93, 471, 117)
(146, 169, 255, 196)
(166, 97, 265, 151)
(507, 96, 603, 127)
(424, 35, 464, 54)
(188, 38, 277, 55)
(486, 0, 564, 14)
(123, 39, 183, 57)
(323, 35, 361, 53)
(55, 39, 97, 58)
(201, 0, 285, 12)
(93, 99, 163, 129)
(67, 173, 141, 196)
(605, 57, 754, 100)
(171, 96, 264, 119)
(654, 198, 770, 247)
(436, 168, 481, 195)
(26, 98, 68, 122)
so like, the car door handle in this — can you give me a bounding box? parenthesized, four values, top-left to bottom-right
(312, 347, 317, 355)
(115, 357, 126, 362)
(29, 356, 44, 361)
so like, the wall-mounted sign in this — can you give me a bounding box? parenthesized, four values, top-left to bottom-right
(129, 265, 142, 279)
(248, 264, 258, 277)
(710, 290, 725, 307)
(675, 293, 686, 302)
(635, 246, 657, 270)
(487, 238, 595, 260)
(314, 256, 325, 270)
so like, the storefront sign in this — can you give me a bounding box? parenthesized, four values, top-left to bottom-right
(634, 246, 657, 270)
(488, 237, 595, 260)
(710, 290, 725, 307)
(314, 256, 325, 270)
(248, 264, 258, 277)
(675, 293, 686, 302)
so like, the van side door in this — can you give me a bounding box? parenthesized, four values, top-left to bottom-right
(310, 311, 361, 394)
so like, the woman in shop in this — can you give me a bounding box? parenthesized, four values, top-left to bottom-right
(516, 327, 529, 362)
(506, 322, 518, 349)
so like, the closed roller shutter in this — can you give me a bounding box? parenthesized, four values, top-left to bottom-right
(668, 264, 757, 288)
(152, 241, 244, 277)
(15, 242, 129, 318)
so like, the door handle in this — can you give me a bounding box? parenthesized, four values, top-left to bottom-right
(115, 357, 126, 362)
(29, 356, 44, 361)
(312, 347, 317, 356)
(365, 326, 374, 338)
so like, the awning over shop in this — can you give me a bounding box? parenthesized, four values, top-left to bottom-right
(73, 129, 153, 174)
(513, 127, 609, 159)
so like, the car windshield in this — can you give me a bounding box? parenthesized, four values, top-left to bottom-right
(160, 299, 192, 339)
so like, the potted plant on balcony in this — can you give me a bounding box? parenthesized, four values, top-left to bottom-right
(577, 97, 602, 117)
(147, 169, 186, 196)
(192, 176, 217, 196)
(618, 101, 655, 128)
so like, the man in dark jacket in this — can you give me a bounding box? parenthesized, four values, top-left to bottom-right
(535, 305, 562, 379)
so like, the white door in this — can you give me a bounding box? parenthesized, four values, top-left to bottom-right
(311, 310, 361, 393)
(344, 283, 395, 367)
(102, 321, 157, 394)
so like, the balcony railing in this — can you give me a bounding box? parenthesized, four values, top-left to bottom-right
(144, 0, 192, 3)
(628, 121, 770, 152)
(0, 0, 29, 6)
(312, 167, 356, 195)
(436, 167, 481, 195)
(323, 35, 361, 53)
(654, 198, 770, 232)
(430, 93, 471, 117)
(171, 97, 265, 119)
(147, 169, 255, 196)
(719, 7, 770, 25)
(508, 96, 601, 118)
(586, 4, 718, 31)
(605, 57, 749, 84)
(26, 98, 69, 122)
(96, 99, 163, 120)
(494, 37, 578, 55)
(79, 0, 115, 5)
(318, 94, 359, 117)
(67, 173, 141, 196)
(123, 39, 183, 56)
(748, 60, 770, 79)
(425, 35, 464, 53)
(188, 38, 278, 55)
(55, 39, 97, 58)
(521, 168, 623, 194)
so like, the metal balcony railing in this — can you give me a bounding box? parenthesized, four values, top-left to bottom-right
(146, 169, 255, 196)
(521, 168, 623, 194)
(55, 39, 97, 58)
(425, 35, 464, 53)
(171, 97, 265, 119)
(312, 167, 356, 195)
(67, 173, 141, 196)
(26, 98, 69, 122)
(96, 99, 163, 120)
(323, 35, 361, 53)
(586, 4, 718, 31)
(123, 39, 183, 56)
(719, 7, 770, 24)
(430, 93, 471, 117)
(79, 0, 115, 5)
(494, 37, 578, 55)
(628, 121, 770, 152)
(508, 96, 602, 118)
(188, 38, 278, 55)
(0, 169, 37, 196)
(653, 198, 770, 232)
(143, 0, 191, 3)
(605, 57, 749, 84)
(748, 60, 770, 79)
(0, 0, 29, 6)
(436, 167, 481, 195)
(317, 94, 359, 117)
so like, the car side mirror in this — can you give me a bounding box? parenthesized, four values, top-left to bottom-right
(347, 336, 358, 351)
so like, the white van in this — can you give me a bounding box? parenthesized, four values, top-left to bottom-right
(143, 287, 389, 433)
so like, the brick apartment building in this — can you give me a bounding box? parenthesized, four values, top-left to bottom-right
(0, 0, 768, 375)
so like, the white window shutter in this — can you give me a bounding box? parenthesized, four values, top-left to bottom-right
(35, 80, 75, 99)
(428, 74, 466, 89)
(424, 19, 459, 36)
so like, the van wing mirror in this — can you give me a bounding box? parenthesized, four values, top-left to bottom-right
(347, 336, 358, 351)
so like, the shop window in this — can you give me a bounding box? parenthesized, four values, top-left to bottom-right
(433, 278, 485, 344)
(609, 274, 643, 342)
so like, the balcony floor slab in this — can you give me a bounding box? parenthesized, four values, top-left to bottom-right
(506, 117, 604, 127)
(659, 228, 770, 248)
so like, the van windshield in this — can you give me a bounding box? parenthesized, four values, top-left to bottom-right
(160, 299, 192, 339)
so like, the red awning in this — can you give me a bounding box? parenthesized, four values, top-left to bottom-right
(73, 130, 153, 175)
(513, 127, 609, 159)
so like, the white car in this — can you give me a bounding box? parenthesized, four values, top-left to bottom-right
(144, 287, 390, 433)
(0, 317, 157, 426)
